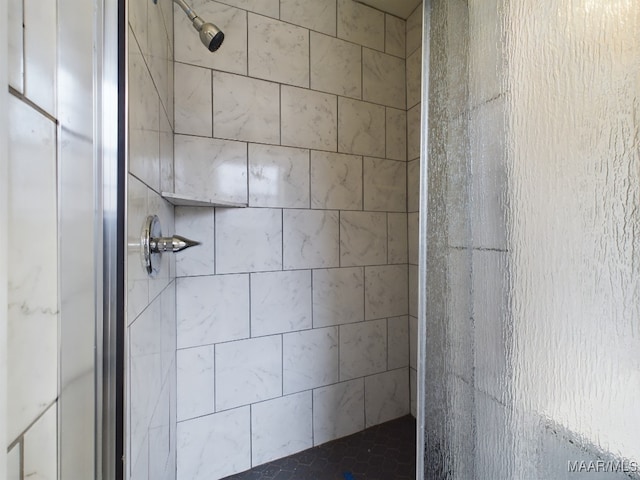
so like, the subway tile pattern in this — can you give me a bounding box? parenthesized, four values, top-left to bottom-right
(173, 2, 412, 477)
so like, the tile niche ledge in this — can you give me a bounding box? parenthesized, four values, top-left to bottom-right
(161, 192, 247, 208)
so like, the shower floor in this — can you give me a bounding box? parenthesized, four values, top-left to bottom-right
(223, 415, 416, 480)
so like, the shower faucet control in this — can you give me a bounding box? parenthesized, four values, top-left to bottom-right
(141, 215, 200, 277)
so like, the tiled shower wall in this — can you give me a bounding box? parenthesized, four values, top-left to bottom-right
(126, 1, 177, 480)
(172, 1, 412, 478)
(6, 0, 59, 477)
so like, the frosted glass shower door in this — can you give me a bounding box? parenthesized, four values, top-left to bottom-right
(420, 1, 640, 479)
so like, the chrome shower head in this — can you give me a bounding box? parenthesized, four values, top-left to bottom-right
(160, 0, 225, 52)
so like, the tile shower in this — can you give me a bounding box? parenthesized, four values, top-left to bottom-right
(127, 0, 423, 479)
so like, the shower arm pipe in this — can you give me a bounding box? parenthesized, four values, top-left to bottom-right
(173, 0, 198, 21)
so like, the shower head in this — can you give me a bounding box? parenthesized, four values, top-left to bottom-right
(163, 0, 225, 52)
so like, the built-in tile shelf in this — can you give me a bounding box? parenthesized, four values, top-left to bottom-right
(161, 192, 247, 208)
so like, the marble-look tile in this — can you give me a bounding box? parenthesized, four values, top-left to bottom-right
(213, 71, 280, 144)
(174, 62, 212, 137)
(409, 264, 418, 318)
(406, 3, 423, 57)
(387, 316, 409, 370)
(215, 336, 282, 410)
(363, 157, 407, 212)
(249, 144, 310, 209)
(147, 190, 174, 300)
(386, 108, 407, 161)
(177, 346, 215, 422)
(23, 405, 57, 480)
(408, 212, 418, 265)
(337, 0, 384, 51)
(310, 32, 362, 99)
(388, 213, 408, 264)
(249, 14, 309, 87)
(174, 134, 248, 204)
(7, 444, 20, 480)
(215, 0, 279, 18)
(177, 407, 251, 480)
(147, 1, 171, 116)
(283, 327, 339, 394)
(130, 430, 149, 480)
(338, 97, 385, 157)
(129, 0, 147, 54)
(313, 379, 365, 446)
(281, 0, 336, 36)
(409, 315, 417, 370)
(251, 392, 313, 465)
(407, 103, 421, 161)
(250, 270, 312, 336)
(177, 274, 250, 348)
(159, 110, 174, 194)
(340, 211, 388, 267)
(363, 49, 405, 109)
(283, 210, 339, 269)
(8, 0, 24, 92)
(159, 284, 176, 385)
(174, 2, 247, 75)
(24, 0, 56, 114)
(310, 151, 363, 211)
(406, 47, 422, 109)
(7, 97, 58, 442)
(339, 319, 387, 380)
(281, 86, 337, 151)
(385, 15, 406, 58)
(126, 176, 150, 324)
(407, 159, 420, 213)
(364, 265, 408, 320)
(215, 208, 283, 273)
(129, 32, 160, 192)
(175, 207, 215, 277)
(364, 368, 410, 427)
(312, 267, 364, 328)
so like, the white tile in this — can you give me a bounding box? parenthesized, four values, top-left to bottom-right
(249, 14, 309, 87)
(177, 346, 215, 421)
(175, 207, 215, 277)
(364, 265, 408, 320)
(409, 315, 417, 370)
(130, 432, 149, 480)
(364, 368, 410, 427)
(251, 270, 312, 336)
(385, 15, 406, 58)
(338, 97, 385, 157)
(310, 151, 363, 211)
(407, 103, 421, 161)
(215, 336, 282, 410)
(310, 32, 362, 99)
(407, 158, 420, 212)
(283, 327, 339, 394)
(126, 175, 149, 323)
(406, 47, 422, 109)
(174, 2, 247, 75)
(213, 71, 280, 144)
(386, 108, 407, 161)
(177, 274, 250, 348)
(337, 0, 384, 51)
(23, 406, 57, 480)
(159, 110, 174, 194)
(174, 135, 248, 205)
(7, 444, 20, 480)
(363, 157, 407, 212)
(251, 392, 313, 465)
(215, 0, 279, 18)
(149, 380, 172, 480)
(177, 407, 251, 480)
(24, 0, 57, 115)
(281, 0, 336, 35)
(8, 0, 24, 92)
(283, 210, 339, 269)
(159, 284, 176, 385)
(282, 86, 337, 151)
(363, 49, 406, 109)
(340, 211, 388, 267)
(388, 316, 409, 370)
(313, 379, 365, 445)
(313, 267, 364, 328)
(388, 213, 408, 264)
(174, 62, 212, 137)
(408, 212, 418, 265)
(406, 4, 422, 56)
(147, 1, 171, 115)
(249, 144, 310, 208)
(339, 319, 387, 380)
(7, 97, 58, 442)
(215, 208, 283, 273)
(129, 0, 148, 53)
